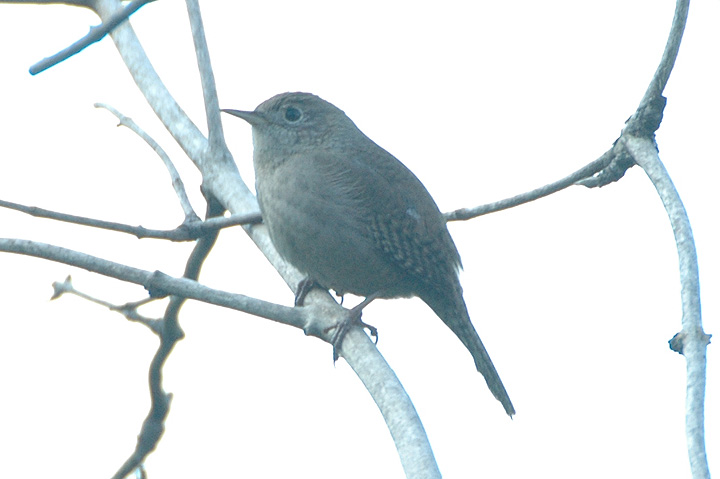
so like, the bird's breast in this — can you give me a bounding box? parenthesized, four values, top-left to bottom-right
(255, 153, 415, 297)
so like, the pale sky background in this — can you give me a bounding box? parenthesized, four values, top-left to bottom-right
(0, 1, 717, 478)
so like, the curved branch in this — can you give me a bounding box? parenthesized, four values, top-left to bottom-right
(622, 136, 710, 479)
(617, 2, 709, 478)
(450, 4, 707, 478)
(447, 0, 690, 221)
(95, 102, 199, 221)
(637, 0, 690, 111)
(462, 2, 690, 213)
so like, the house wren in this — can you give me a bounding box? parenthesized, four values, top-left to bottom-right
(223, 92, 514, 416)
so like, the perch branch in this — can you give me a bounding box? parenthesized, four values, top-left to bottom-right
(1, 238, 302, 327)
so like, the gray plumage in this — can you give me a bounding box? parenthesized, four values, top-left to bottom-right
(223, 92, 514, 416)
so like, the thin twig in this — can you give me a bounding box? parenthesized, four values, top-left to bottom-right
(95, 103, 199, 222)
(93, 0, 208, 164)
(445, 151, 614, 221)
(29, 0, 156, 75)
(0, 198, 260, 239)
(52, 275, 163, 333)
(0, 1, 93, 6)
(1, 238, 301, 327)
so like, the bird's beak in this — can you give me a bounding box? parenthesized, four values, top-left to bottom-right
(221, 108, 266, 126)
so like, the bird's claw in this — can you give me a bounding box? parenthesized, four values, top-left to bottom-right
(294, 278, 318, 306)
(324, 309, 379, 362)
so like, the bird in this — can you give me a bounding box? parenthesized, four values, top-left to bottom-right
(222, 92, 515, 416)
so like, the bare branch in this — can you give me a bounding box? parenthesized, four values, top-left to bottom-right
(0, 1, 93, 6)
(574, 140, 638, 188)
(637, 0, 690, 113)
(95, 103, 199, 222)
(612, 2, 710, 478)
(185, 0, 225, 152)
(110, 197, 223, 478)
(450, 4, 707, 477)
(93, 0, 208, 162)
(28, 0, 156, 75)
(454, 1, 689, 220)
(445, 151, 614, 221)
(622, 134, 710, 479)
(52, 275, 163, 332)
(3, 231, 437, 477)
(585, 0, 689, 185)
(1, 238, 302, 326)
(0, 198, 260, 240)
(111, 346, 173, 479)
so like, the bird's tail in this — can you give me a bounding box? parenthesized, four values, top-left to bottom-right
(423, 289, 515, 417)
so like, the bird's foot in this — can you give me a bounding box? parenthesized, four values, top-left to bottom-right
(324, 293, 382, 362)
(334, 291, 346, 305)
(296, 278, 349, 307)
(294, 278, 319, 306)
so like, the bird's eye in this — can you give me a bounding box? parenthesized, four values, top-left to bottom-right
(284, 106, 302, 122)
